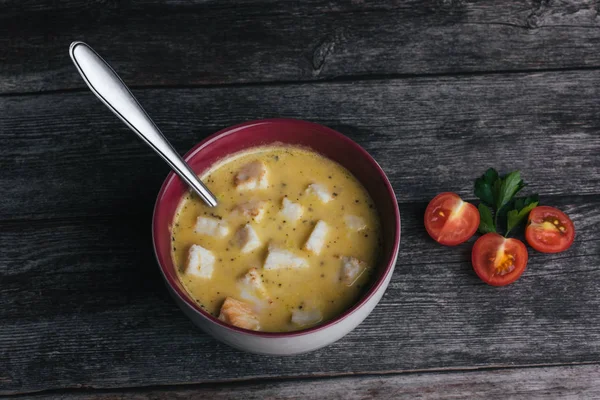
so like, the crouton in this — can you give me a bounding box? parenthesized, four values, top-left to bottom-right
(291, 308, 323, 327)
(340, 256, 366, 286)
(304, 220, 329, 255)
(185, 244, 215, 279)
(344, 215, 367, 231)
(279, 197, 303, 222)
(194, 216, 229, 237)
(232, 199, 267, 222)
(264, 245, 308, 270)
(238, 267, 269, 302)
(306, 183, 332, 203)
(218, 297, 260, 331)
(235, 224, 262, 253)
(235, 161, 268, 191)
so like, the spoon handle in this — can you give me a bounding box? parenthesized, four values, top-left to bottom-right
(69, 41, 218, 207)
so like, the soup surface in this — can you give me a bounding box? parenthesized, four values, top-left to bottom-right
(171, 146, 381, 332)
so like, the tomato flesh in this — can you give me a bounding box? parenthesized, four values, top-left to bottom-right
(424, 192, 479, 246)
(526, 206, 575, 253)
(472, 233, 528, 286)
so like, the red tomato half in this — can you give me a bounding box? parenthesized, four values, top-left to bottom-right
(424, 192, 480, 246)
(472, 233, 528, 286)
(526, 206, 575, 253)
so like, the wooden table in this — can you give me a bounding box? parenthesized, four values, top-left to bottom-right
(2, 1, 600, 398)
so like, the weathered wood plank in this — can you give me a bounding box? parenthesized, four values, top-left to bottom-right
(1, 195, 599, 394)
(18, 364, 600, 399)
(2, 70, 600, 220)
(2, 0, 600, 93)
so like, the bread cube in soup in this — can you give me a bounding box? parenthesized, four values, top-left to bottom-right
(235, 224, 262, 254)
(344, 215, 367, 231)
(340, 256, 366, 286)
(238, 267, 269, 302)
(185, 244, 215, 279)
(218, 297, 260, 331)
(233, 199, 267, 222)
(291, 308, 323, 327)
(235, 161, 268, 191)
(194, 216, 229, 238)
(304, 220, 329, 255)
(306, 183, 332, 203)
(279, 197, 303, 222)
(264, 245, 308, 270)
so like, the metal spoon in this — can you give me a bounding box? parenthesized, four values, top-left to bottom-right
(69, 41, 218, 207)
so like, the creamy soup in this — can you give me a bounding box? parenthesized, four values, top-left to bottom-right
(171, 146, 381, 332)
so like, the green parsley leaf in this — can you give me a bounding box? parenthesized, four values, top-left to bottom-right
(496, 171, 526, 211)
(473, 168, 539, 238)
(513, 195, 539, 211)
(506, 195, 539, 235)
(478, 203, 496, 234)
(474, 168, 499, 206)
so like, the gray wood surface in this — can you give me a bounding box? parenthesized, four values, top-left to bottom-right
(2, 0, 600, 397)
(2, 0, 600, 94)
(2, 70, 599, 221)
(2, 194, 598, 395)
(18, 364, 600, 399)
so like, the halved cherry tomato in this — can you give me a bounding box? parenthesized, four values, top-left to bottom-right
(525, 206, 575, 253)
(472, 233, 528, 286)
(424, 192, 479, 246)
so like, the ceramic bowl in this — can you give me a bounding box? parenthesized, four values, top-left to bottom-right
(153, 119, 400, 355)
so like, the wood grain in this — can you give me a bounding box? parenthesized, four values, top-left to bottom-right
(3, 3, 600, 395)
(1, 195, 599, 394)
(2, 0, 600, 94)
(2, 70, 600, 221)
(18, 364, 600, 399)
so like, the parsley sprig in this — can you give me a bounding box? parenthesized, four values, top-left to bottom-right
(474, 168, 539, 237)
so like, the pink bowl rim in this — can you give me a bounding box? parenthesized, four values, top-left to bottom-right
(152, 118, 401, 338)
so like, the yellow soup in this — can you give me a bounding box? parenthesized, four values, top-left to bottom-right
(171, 146, 381, 332)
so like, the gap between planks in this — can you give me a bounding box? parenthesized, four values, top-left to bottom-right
(4, 361, 599, 397)
(3, 64, 600, 99)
